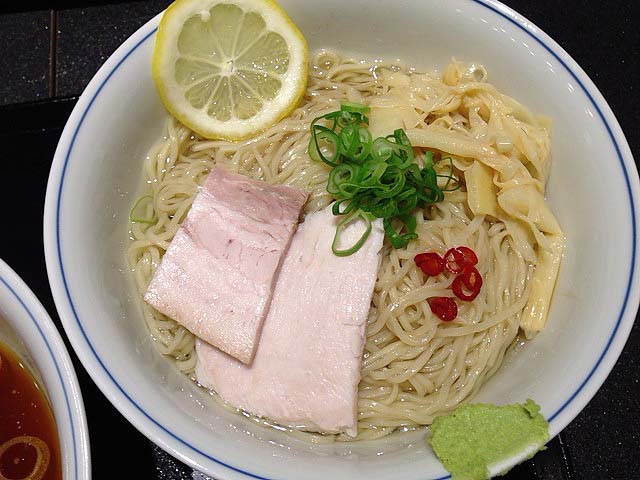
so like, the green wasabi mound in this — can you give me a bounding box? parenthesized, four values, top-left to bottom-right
(429, 399, 549, 480)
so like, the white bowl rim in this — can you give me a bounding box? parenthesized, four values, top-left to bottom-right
(0, 258, 91, 480)
(43, 0, 640, 479)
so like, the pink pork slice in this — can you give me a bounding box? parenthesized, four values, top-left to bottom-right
(144, 167, 308, 364)
(195, 205, 384, 436)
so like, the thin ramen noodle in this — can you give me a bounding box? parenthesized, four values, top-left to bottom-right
(127, 51, 564, 440)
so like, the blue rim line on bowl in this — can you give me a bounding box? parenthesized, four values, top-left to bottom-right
(0, 262, 81, 480)
(482, 2, 637, 425)
(48, 1, 639, 479)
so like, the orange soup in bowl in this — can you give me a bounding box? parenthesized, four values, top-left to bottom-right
(0, 342, 61, 480)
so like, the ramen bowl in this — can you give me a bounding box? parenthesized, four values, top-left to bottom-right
(43, 0, 639, 478)
(0, 259, 90, 480)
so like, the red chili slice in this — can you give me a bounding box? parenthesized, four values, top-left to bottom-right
(444, 246, 478, 273)
(452, 266, 483, 301)
(456, 246, 478, 267)
(428, 296, 458, 321)
(414, 252, 445, 276)
(443, 248, 466, 273)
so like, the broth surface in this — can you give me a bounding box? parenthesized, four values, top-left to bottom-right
(0, 342, 61, 480)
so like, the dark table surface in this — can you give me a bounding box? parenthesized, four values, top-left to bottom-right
(0, 1, 638, 479)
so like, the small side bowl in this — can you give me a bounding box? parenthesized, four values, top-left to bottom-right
(0, 258, 91, 480)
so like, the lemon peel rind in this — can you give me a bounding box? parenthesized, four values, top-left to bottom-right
(152, 0, 308, 141)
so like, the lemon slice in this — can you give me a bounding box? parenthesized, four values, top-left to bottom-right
(153, 0, 308, 140)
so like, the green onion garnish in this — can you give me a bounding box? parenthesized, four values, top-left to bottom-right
(308, 103, 459, 256)
(130, 195, 157, 224)
(332, 210, 373, 257)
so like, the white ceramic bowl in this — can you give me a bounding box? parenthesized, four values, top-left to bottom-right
(0, 259, 90, 480)
(43, 0, 639, 479)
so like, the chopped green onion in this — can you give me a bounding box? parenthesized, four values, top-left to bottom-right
(308, 102, 458, 256)
(332, 210, 373, 256)
(130, 195, 157, 224)
(309, 124, 340, 166)
(340, 102, 371, 114)
(438, 157, 462, 192)
(383, 216, 419, 249)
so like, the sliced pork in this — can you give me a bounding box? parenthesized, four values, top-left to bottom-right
(196, 205, 384, 436)
(144, 167, 308, 364)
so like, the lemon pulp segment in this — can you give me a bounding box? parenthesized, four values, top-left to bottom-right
(153, 0, 308, 140)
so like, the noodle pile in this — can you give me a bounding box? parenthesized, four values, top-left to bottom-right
(127, 51, 560, 440)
